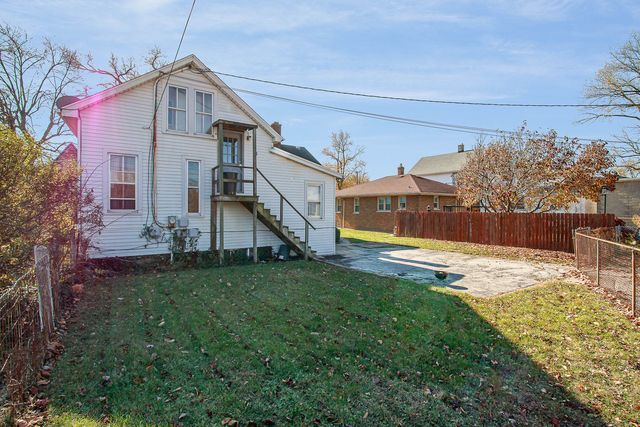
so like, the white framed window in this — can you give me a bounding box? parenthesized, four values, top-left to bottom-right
(186, 160, 201, 214)
(336, 198, 342, 213)
(399, 195, 407, 210)
(109, 154, 137, 210)
(377, 196, 391, 212)
(433, 195, 440, 210)
(353, 197, 360, 214)
(168, 85, 187, 131)
(306, 182, 323, 218)
(195, 91, 213, 134)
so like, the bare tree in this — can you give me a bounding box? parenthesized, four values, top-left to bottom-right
(322, 130, 367, 189)
(584, 32, 640, 176)
(73, 52, 139, 88)
(145, 46, 167, 70)
(0, 24, 80, 148)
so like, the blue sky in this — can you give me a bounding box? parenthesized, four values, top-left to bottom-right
(4, 0, 639, 178)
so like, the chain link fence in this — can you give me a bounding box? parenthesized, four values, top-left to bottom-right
(575, 230, 639, 314)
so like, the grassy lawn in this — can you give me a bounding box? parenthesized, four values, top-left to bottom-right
(47, 262, 640, 426)
(340, 228, 575, 265)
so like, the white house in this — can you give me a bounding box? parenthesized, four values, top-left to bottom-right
(59, 55, 340, 259)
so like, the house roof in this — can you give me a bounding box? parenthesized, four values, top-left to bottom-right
(277, 144, 321, 165)
(409, 150, 472, 176)
(336, 174, 457, 198)
(58, 54, 282, 142)
(54, 142, 77, 163)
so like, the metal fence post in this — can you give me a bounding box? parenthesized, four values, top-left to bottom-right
(596, 240, 600, 286)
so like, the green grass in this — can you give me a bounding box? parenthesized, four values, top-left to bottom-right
(47, 262, 640, 426)
(340, 228, 575, 265)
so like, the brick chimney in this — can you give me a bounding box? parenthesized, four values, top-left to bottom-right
(458, 143, 465, 153)
(397, 163, 405, 176)
(270, 121, 282, 136)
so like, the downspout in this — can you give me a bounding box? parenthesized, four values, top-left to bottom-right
(151, 75, 162, 224)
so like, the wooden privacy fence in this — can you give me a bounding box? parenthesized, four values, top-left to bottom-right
(395, 211, 618, 253)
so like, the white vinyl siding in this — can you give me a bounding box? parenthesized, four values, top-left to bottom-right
(168, 86, 187, 131)
(186, 160, 201, 214)
(306, 183, 323, 218)
(109, 154, 136, 210)
(399, 195, 407, 210)
(377, 196, 391, 212)
(195, 91, 213, 134)
(78, 67, 336, 257)
(353, 197, 360, 214)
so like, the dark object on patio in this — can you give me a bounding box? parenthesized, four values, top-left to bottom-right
(335, 227, 340, 243)
(434, 271, 448, 280)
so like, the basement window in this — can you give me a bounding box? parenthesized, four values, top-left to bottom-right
(168, 86, 187, 131)
(109, 154, 136, 210)
(186, 160, 200, 214)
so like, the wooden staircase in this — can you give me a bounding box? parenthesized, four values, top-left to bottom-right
(239, 200, 316, 259)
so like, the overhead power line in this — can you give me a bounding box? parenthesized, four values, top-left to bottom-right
(194, 67, 623, 108)
(232, 87, 620, 144)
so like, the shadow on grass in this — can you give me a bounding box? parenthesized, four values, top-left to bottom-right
(46, 262, 603, 426)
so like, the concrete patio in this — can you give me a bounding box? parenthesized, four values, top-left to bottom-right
(324, 239, 571, 297)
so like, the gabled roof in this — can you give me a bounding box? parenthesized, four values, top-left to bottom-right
(336, 174, 457, 198)
(277, 143, 321, 165)
(59, 54, 281, 142)
(54, 142, 77, 163)
(409, 150, 472, 176)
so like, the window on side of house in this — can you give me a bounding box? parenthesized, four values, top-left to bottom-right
(109, 154, 136, 210)
(353, 197, 360, 214)
(195, 91, 213, 134)
(168, 86, 187, 131)
(187, 160, 200, 214)
(378, 196, 391, 212)
(433, 195, 440, 210)
(306, 183, 323, 218)
(336, 198, 342, 213)
(399, 195, 407, 210)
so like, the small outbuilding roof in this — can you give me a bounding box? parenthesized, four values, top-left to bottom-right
(336, 174, 456, 198)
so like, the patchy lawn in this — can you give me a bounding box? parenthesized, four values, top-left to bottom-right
(46, 262, 640, 425)
(340, 228, 575, 265)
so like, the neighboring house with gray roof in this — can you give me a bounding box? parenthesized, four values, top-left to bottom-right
(408, 144, 471, 186)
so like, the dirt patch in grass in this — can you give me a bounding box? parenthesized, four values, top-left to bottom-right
(340, 228, 575, 266)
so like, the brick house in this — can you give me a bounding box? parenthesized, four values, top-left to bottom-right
(336, 164, 458, 233)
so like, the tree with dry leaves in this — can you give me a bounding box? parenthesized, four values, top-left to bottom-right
(457, 125, 618, 213)
(322, 130, 368, 189)
(0, 24, 80, 149)
(584, 32, 640, 177)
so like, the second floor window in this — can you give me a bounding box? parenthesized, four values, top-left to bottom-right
(168, 86, 187, 131)
(195, 91, 213, 134)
